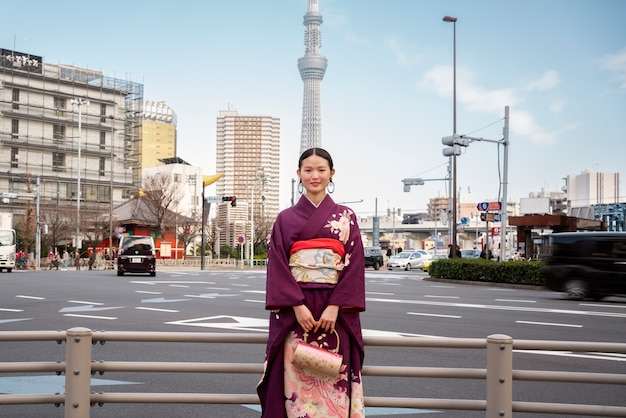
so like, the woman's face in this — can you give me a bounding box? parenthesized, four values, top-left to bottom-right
(297, 154, 335, 197)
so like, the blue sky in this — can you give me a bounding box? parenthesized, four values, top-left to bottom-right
(4, 0, 625, 216)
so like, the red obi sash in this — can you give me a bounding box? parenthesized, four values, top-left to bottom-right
(290, 238, 345, 258)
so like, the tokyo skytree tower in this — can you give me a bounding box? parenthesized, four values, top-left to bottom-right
(298, 0, 327, 153)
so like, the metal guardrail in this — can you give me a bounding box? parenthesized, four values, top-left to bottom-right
(0, 328, 625, 417)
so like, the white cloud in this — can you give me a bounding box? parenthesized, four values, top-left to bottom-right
(526, 70, 560, 91)
(548, 99, 567, 114)
(601, 47, 626, 89)
(385, 35, 421, 66)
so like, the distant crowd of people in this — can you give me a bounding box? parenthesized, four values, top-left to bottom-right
(45, 247, 114, 271)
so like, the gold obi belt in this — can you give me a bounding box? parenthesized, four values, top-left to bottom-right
(289, 238, 345, 284)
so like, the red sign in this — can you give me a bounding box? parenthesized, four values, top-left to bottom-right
(491, 227, 501, 236)
(237, 235, 245, 244)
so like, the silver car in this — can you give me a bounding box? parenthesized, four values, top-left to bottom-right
(388, 251, 431, 271)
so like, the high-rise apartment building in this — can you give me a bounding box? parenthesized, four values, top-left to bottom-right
(0, 47, 142, 247)
(137, 100, 177, 182)
(566, 169, 621, 208)
(298, 0, 327, 152)
(215, 110, 280, 247)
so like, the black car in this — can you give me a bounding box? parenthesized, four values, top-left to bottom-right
(117, 235, 156, 276)
(542, 231, 626, 300)
(364, 246, 384, 270)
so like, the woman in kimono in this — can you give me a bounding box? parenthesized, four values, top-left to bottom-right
(257, 148, 366, 417)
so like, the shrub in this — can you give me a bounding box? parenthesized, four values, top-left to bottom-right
(429, 258, 545, 286)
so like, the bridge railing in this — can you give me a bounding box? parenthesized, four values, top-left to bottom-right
(0, 328, 625, 417)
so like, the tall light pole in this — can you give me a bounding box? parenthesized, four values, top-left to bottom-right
(71, 98, 89, 251)
(443, 15, 458, 257)
(249, 171, 274, 266)
(108, 115, 115, 268)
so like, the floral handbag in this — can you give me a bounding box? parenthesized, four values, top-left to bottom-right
(292, 330, 343, 377)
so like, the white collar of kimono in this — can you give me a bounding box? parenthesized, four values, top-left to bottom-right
(303, 193, 328, 208)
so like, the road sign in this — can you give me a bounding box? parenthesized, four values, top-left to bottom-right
(460, 217, 468, 224)
(477, 201, 502, 211)
(491, 227, 501, 236)
(205, 196, 223, 203)
(237, 235, 245, 244)
(480, 212, 501, 222)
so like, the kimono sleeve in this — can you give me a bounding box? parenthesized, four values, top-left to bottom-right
(328, 209, 366, 312)
(265, 212, 306, 310)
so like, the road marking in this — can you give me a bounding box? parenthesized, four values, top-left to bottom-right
(60, 305, 123, 313)
(0, 318, 31, 324)
(516, 320, 582, 328)
(408, 312, 462, 319)
(16, 295, 45, 300)
(496, 299, 536, 303)
(366, 297, 626, 318)
(68, 300, 104, 305)
(244, 299, 265, 303)
(135, 291, 162, 294)
(367, 291, 395, 296)
(580, 303, 626, 309)
(63, 313, 117, 320)
(517, 350, 626, 362)
(183, 293, 239, 299)
(135, 307, 179, 313)
(141, 297, 190, 303)
(131, 281, 217, 285)
(0, 308, 23, 312)
(232, 283, 249, 287)
(166, 315, 269, 332)
(424, 295, 459, 299)
(169, 284, 190, 288)
(242, 290, 266, 294)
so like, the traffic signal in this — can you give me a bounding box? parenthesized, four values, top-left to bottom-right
(222, 196, 237, 207)
(442, 134, 469, 157)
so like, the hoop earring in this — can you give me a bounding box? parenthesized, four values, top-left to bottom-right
(327, 179, 335, 194)
(297, 180, 304, 194)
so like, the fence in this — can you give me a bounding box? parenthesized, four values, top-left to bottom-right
(0, 328, 625, 417)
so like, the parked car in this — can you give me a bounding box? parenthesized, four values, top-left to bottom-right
(460, 248, 481, 259)
(388, 250, 430, 271)
(117, 235, 156, 276)
(421, 254, 448, 272)
(364, 246, 384, 270)
(542, 231, 626, 300)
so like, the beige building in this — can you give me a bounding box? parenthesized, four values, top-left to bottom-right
(215, 110, 280, 247)
(0, 47, 142, 249)
(136, 100, 177, 182)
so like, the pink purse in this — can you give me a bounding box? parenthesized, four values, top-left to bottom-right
(292, 330, 343, 377)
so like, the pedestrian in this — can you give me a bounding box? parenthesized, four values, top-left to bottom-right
(88, 248, 96, 270)
(74, 250, 81, 270)
(257, 147, 366, 417)
(62, 250, 69, 271)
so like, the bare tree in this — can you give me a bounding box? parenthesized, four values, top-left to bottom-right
(141, 172, 185, 234)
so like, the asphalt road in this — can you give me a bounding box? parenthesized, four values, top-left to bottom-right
(1, 266, 625, 417)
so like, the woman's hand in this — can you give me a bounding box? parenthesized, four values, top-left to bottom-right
(315, 305, 339, 334)
(293, 304, 316, 332)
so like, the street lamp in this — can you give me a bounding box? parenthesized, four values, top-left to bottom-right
(71, 98, 89, 251)
(108, 115, 116, 269)
(249, 172, 274, 266)
(443, 15, 458, 257)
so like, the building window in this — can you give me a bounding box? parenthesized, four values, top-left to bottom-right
(12, 89, 19, 110)
(11, 147, 18, 168)
(100, 131, 106, 149)
(174, 173, 182, 183)
(52, 152, 65, 172)
(100, 103, 107, 123)
(54, 96, 66, 116)
(53, 124, 66, 141)
(11, 119, 19, 138)
(99, 157, 106, 176)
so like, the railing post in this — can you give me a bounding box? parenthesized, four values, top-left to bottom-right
(65, 327, 93, 418)
(486, 334, 513, 418)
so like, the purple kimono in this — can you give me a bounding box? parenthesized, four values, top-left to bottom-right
(257, 195, 366, 417)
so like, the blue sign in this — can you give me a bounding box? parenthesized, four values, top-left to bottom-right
(460, 217, 468, 224)
(477, 202, 489, 211)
